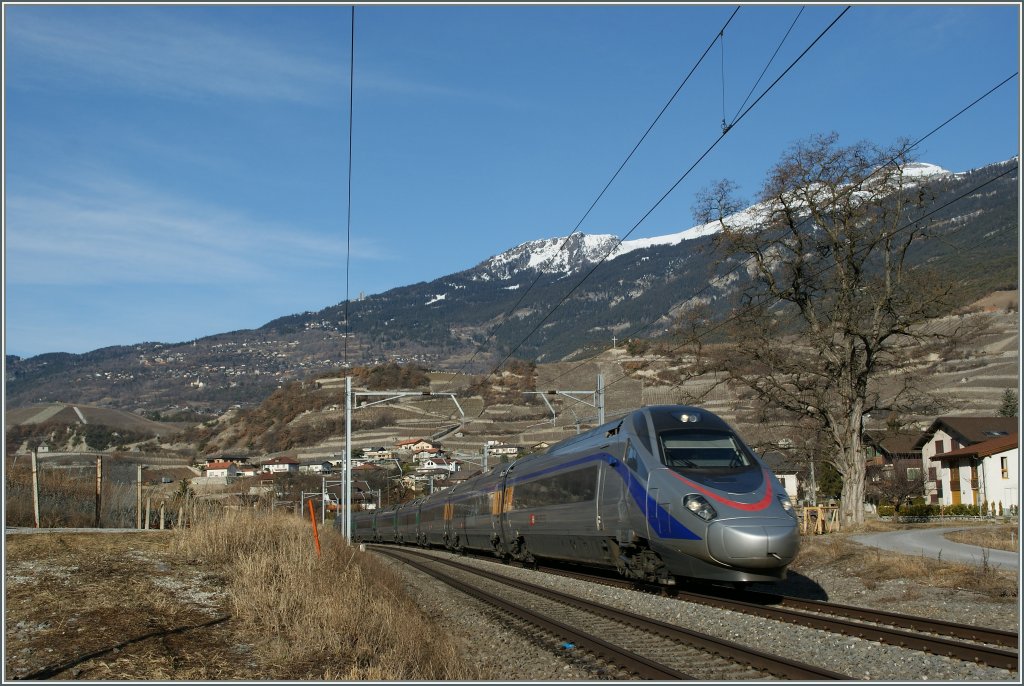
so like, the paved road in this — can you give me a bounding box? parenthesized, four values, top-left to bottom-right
(849, 527, 1020, 571)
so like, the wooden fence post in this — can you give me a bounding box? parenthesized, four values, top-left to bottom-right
(159, 501, 166, 530)
(145, 497, 152, 530)
(95, 457, 103, 528)
(136, 465, 143, 529)
(31, 450, 40, 529)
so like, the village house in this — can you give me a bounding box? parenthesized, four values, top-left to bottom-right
(414, 456, 458, 475)
(412, 447, 447, 464)
(928, 432, 1019, 512)
(298, 460, 333, 475)
(395, 438, 436, 454)
(863, 430, 923, 476)
(914, 416, 1018, 505)
(485, 440, 521, 459)
(261, 456, 299, 474)
(760, 452, 801, 503)
(204, 460, 239, 478)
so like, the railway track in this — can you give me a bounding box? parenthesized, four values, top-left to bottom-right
(373, 546, 850, 680)
(532, 563, 1020, 671)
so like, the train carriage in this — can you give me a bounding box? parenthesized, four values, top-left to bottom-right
(395, 498, 422, 544)
(418, 489, 449, 547)
(450, 467, 506, 555)
(352, 506, 375, 542)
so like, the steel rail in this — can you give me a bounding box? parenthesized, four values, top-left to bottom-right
(672, 588, 1019, 671)
(378, 546, 849, 680)
(533, 559, 1019, 664)
(375, 547, 693, 680)
(728, 588, 1019, 649)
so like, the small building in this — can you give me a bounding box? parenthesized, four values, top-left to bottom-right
(205, 460, 239, 478)
(929, 433, 1018, 511)
(396, 438, 436, 453)
(914, 416, 1019, 504)
(760, 451, 800, 502)
(486, 441, 521, 459)
(299, 460, 333, 475)
(261, 456, 299, 474)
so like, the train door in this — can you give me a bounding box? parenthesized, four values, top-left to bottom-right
(599, 441, 635, 545)
(645, 472, 672, 540)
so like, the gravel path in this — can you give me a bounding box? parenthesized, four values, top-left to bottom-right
(370, 546, 1019, 682)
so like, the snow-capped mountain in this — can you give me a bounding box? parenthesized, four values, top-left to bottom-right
(6, 158, 1016, 411)
(474, 161, 957, 283)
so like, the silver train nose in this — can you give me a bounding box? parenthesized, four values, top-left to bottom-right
(706, 519, 799, 568)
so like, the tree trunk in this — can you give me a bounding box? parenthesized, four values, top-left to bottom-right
(839, 414, 866, 526)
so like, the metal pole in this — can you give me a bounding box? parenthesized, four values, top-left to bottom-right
(95, 457, 102, 528)
(321, 476, 326, 525)
(597, 373, 605, 425)
(137, 464, 143, 529)
(345, 375, 352, 542)
(483, 443, 489, 471)
(31, 450, 40, 528)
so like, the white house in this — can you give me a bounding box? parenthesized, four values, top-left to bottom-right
(205, 461, 239, 478)
(929, 433, 1018, 511)
(262, 456, 299, 474)
(396, 438, 436, 453)
(299, 460, 333, 474)
(415, 457, 457, 474)
(485, 441, 520, 458)
(914, 416, 1018, 504)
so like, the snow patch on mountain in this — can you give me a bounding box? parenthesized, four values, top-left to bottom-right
(475, 160, 957, 281)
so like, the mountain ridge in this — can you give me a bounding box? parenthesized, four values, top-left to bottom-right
(5, 157, 1018, 413)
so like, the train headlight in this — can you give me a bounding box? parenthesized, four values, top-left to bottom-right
(683, 494, 717, 522)
(777, 494, 796, 518)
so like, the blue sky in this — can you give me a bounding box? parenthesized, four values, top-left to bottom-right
(3, 3, 1020, 358)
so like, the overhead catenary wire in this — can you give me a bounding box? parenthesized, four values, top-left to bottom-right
(529, 161, 1018, 438)
(439, 6, 742, 391)
(541, 69, 1018, 391)
(597, 161, 1020, 401)
(729, 6, 804, 126)
(488, 6, 852, 381)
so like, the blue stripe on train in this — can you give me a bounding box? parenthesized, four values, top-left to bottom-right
(507, 452, 701, 541)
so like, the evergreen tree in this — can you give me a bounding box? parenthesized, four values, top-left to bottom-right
(998, 389, 1018, 417)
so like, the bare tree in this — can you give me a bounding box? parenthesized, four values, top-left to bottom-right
(692, 132, 960, 526)
(865, 462, 926, 521)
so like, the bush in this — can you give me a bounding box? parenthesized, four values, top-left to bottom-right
(944, 504, 981, 516)
(899, 503, 937, 518)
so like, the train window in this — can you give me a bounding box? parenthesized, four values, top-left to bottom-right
(659, 430, 755, 471)
(512, 465, 598, 509)
(624, 441, 648, 481)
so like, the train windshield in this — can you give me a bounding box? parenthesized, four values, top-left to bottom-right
(658, 430, 756, 472)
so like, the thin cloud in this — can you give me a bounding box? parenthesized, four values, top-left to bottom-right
(4, 171, 378, 287)
(6, 8, 343, 105)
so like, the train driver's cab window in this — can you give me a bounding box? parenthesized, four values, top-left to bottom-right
(659, 430, 755, 471)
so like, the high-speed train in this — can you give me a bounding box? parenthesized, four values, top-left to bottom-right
(346, 406, 800, 584)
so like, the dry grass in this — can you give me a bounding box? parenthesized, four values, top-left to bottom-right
(4, 462, 140, 528)
(173, 508, 483, 680)
(945, 524, 1019, 552)
(794, 529, 1018, 599)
